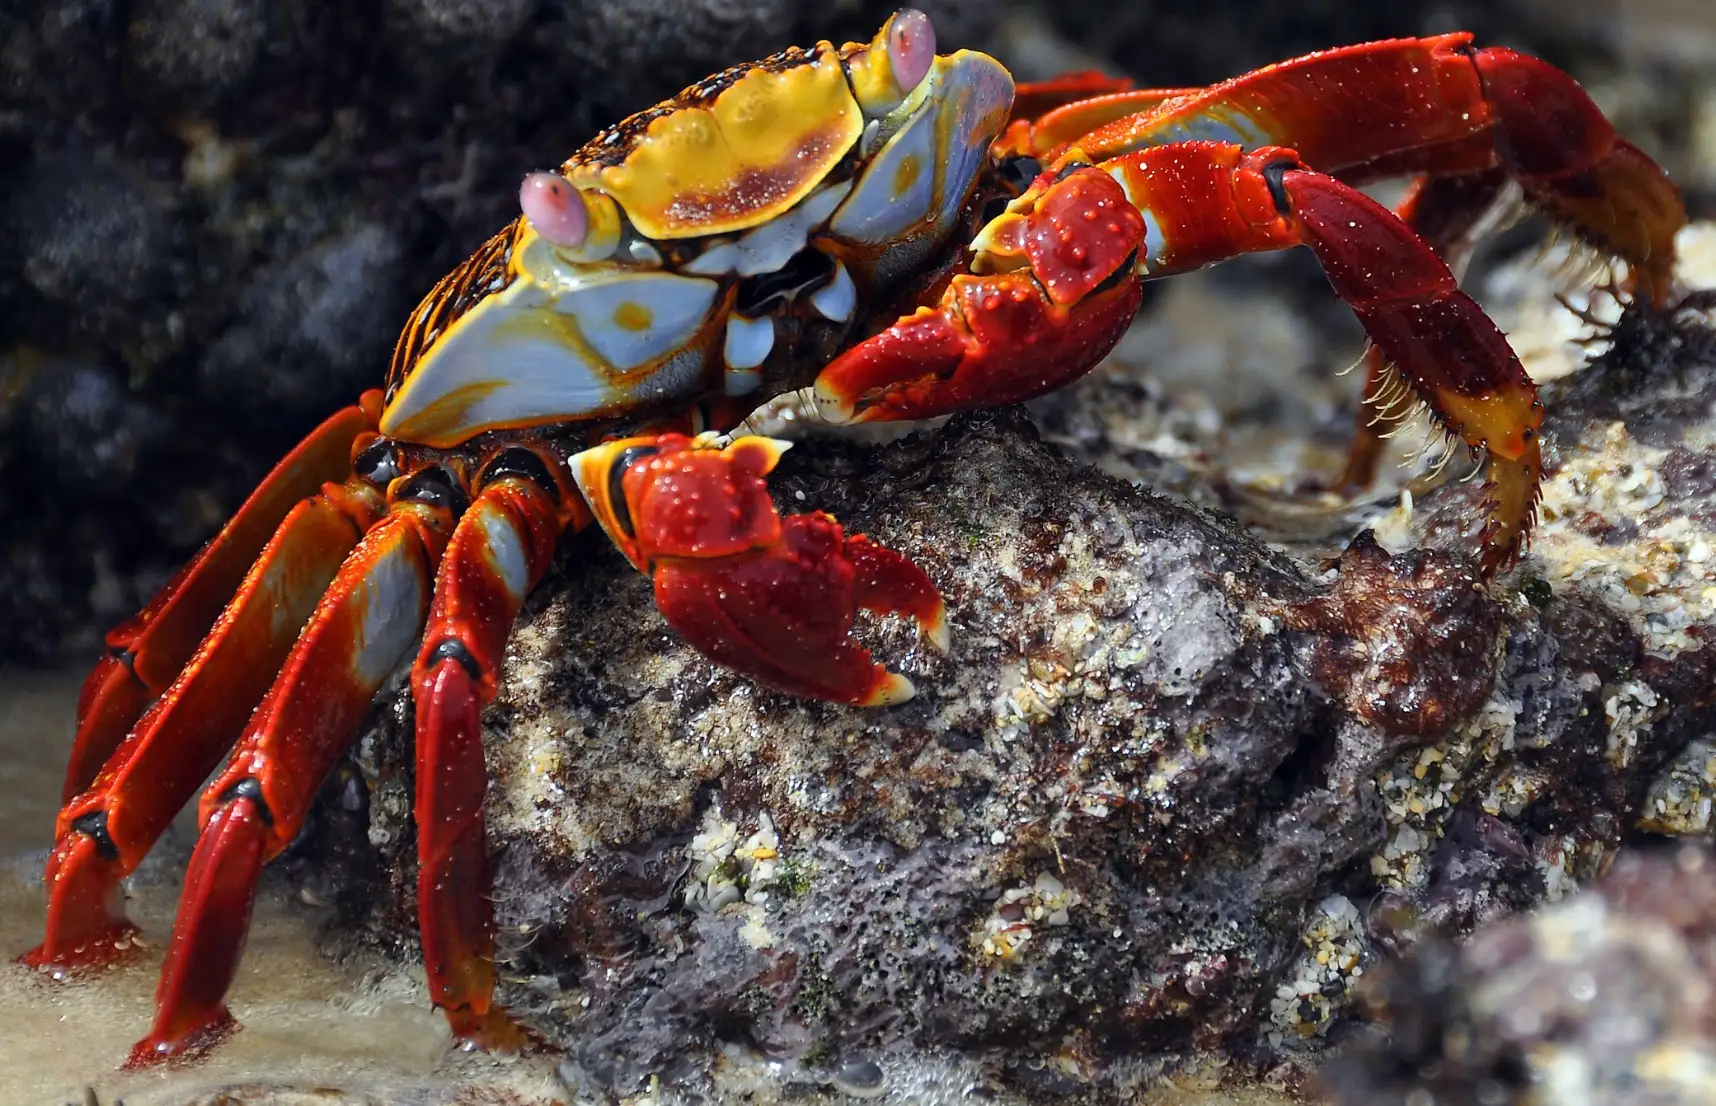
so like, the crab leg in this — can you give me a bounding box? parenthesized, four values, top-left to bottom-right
(1167, 148, 1546, 570)
(1064, 34, 1684, 304)
(572, 434, 947, 706)
(821, 144, 1543, 570)
(1336, 171, 1509, 492)
(1000, 82, 1189, 160)
(410, 454, 580, 1049)
(1035, 36, 1681, 499)
(22, 477, 385, 973)
(127, 476, 458, 1068)
(63, 398, 379, 804)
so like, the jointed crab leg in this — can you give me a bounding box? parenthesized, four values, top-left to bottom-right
(1336, 171, 1510, 492)
(1028, 34, 1684, 302)
(63, 400, 377, 804)
(1067, 36, 1681, 501)
(982, 35, 1685, 531)
(411, 455, 581, 1049)
(23, 475, 385, 973)
(129, 478, 459, 1067)
(820, 143, 1543, 569)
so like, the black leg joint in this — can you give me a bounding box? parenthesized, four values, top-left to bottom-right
(354, 438, 404, 487)
(477, 447, 562, 503)
(1052, 159, 1093, 184)
(999, 154, 1043, 195)
(1090, 249, 1140, 296)
(426, 637, 483, 681)
(397, 464, 469, 516)
(218, 776, 274, 825)
(1260, 160, 1298, 217)
(105, 644, 138, 676)
(606, 444, 659, 540)
(70, 810, 120, 862)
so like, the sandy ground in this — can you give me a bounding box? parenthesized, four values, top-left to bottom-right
(0, 672, 570, 1106)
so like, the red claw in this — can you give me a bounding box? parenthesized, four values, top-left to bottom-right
(626, 437, 789, 564)
(815, 168, 1145, 425)
(573, 434, 947, 705)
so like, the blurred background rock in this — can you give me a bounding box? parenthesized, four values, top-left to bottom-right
(0, 0, 1711, 668)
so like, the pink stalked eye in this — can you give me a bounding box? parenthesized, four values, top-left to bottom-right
(887, 8, 935, 93)
(520, 171, 588, 248)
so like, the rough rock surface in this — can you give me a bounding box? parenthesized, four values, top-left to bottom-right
(320, 280, 1716, 1102)
(1323, 845, 1716, 1106)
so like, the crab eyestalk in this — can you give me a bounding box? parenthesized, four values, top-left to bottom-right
(519, 172, 588, 248)
(847, 7, 938, 118)
(519, 170, 620, 261)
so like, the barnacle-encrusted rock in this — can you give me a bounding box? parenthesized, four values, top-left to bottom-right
(1323, 845, 1716, 1106)
(331, 278, 1716, 1101)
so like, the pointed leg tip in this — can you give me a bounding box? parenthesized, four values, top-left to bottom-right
(726, 435, 794, 468)
(123, 1010, 238, 1070)
(18, 923, 145, 975)
(1475, 445, 1542, 577)
(811, 381, 859, 426)
(862, 672, 917, 707)
(447, 1006, 544, 1054)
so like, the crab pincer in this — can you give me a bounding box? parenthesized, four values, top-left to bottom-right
(572, 433, 948, 705)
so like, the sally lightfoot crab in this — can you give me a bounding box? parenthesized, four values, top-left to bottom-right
(23, 8, 1684, 1068)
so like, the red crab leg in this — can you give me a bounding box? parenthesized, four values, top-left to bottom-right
(22, 476, 385, 973)
(63, 397, 380, 804)
(1009, 72, 1136, 122)
(410, 454, 582, 1050)
(1000, 84, 1191, 160)
(1337, 171, 1509, 492)
(127, 478, 458, 1068)
(821, 145, 1543, 570)
(572, 434, 947, 706)
(1071, 35, 1684, 303)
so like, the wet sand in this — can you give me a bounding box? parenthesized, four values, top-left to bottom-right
(0, 671, 566, 1106)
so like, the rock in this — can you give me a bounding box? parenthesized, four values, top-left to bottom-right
(325, 269, 1716, 1099)
(198, 223, 409, 417)
(1323, 845, 1716, 1106)
(6, 156, 171, 348)
(125, 0, 269, 109)
(555, 0, 797, 115)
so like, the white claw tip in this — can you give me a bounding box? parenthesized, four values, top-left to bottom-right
(863, 672, 917, 707)
(922, 604, 951, 653)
